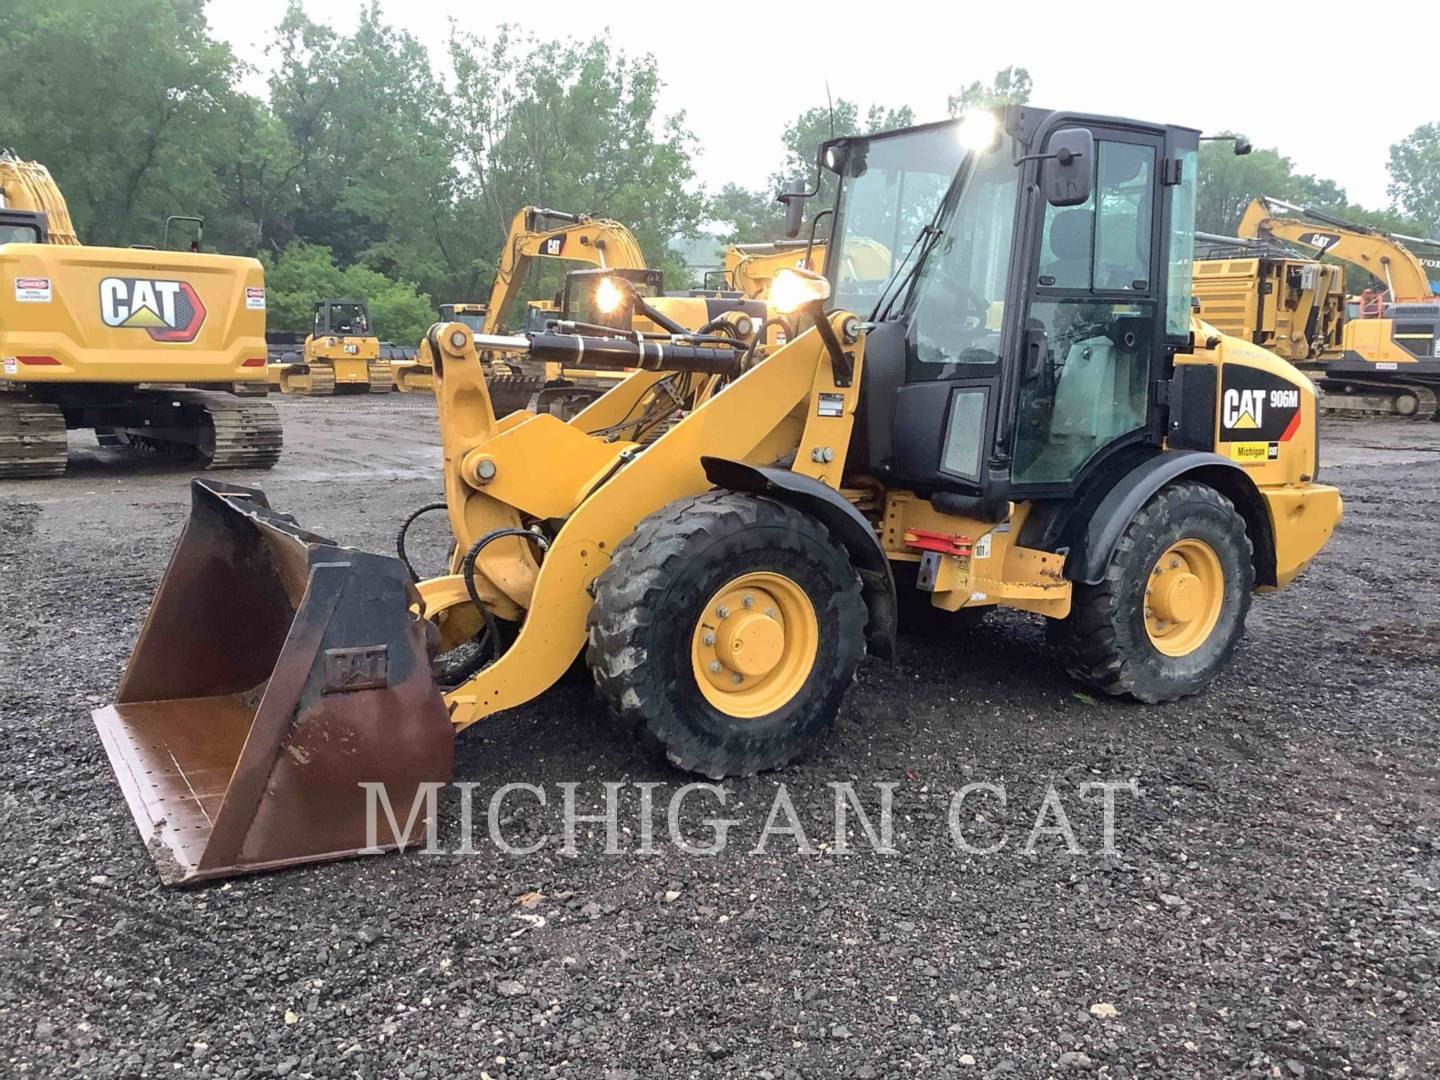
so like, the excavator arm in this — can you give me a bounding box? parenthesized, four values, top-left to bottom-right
(482, 207, 648, 333)
(1237, 196, 1436, 302)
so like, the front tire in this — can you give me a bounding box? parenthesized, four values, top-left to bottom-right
(1051, 481, 1254, 703)
(587, 491, 867, 778)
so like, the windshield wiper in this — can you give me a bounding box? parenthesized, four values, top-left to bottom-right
(869, 164, 967, 324)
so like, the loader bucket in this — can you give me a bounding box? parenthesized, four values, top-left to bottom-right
(92, 479, 453, 885)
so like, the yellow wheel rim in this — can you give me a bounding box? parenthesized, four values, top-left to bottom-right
(691, 572, 819, 719)
(1144, 538, 1225, 657)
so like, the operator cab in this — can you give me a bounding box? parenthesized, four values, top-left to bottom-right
(314, 299, 371, 338)
(809, 107, 1199, 513)
(0, 209, 47, 245)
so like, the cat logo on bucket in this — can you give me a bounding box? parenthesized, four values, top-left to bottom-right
(99, 277, 207, 342)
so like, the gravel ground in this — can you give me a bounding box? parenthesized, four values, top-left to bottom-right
(1, 396, 1438, 1079)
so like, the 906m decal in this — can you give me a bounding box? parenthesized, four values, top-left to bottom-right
(1218, 365, 1302, 448)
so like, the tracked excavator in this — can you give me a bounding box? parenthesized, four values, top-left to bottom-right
(94, 107, 1340, 884)
(267, 299, 394, 395)
(394, 208, 653, 411)
(1235, 196, 1440, 417)
(0, 153, 280, 476)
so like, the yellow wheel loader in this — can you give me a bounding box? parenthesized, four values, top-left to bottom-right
(267, 299, 392, 395)
(94, 107, 1341, 884)
(1235, 196, 1440, 417)
(0, 154, 280, 477)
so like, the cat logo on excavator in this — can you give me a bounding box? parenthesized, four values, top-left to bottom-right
(99, 276, 207, 342)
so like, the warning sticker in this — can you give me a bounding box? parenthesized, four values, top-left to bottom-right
(973, 534, 992, 560)
(3, 357, 16, 375)
(245, 287, 266, 311)
(15, 277, 51, 303)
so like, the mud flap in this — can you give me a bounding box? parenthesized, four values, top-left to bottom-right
(92, 480, 453, 885)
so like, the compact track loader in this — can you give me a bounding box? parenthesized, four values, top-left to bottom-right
(96, 107, 1341, 884)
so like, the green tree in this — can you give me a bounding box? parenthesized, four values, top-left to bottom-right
(446, 26, 705, 296)
(261, 241, 434, 343)
(1389, 123, 1440, 236)
(712, 98, 915, 245)
(947, 66, 1032, 115)
(0, 0, 247, 248)
(266, 2, 459, 292)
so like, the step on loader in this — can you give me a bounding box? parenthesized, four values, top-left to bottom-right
(95, 106, 1342, 884)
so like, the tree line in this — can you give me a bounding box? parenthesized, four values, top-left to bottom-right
(2, 3, 1434, 345)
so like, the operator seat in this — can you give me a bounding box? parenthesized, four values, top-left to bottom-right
(1042, 209, 1093, 288)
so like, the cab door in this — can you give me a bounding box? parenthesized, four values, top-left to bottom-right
(1009, 126, 1167, 492)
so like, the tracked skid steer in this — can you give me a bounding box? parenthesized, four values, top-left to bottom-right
(96, 106, 1342, 884)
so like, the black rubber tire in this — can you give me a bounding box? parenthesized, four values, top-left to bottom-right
(1050, 481, 1254, 703)
(892, 561, 991, 637)
(587, 491, 867, 778)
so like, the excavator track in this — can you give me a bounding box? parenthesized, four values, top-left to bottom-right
(1319, 379, 1440, 420)
(366, 362, 395, 394)
(0, 392, 68, 478)
(112, 392, 282, 470)
(189, 392, 283, 470)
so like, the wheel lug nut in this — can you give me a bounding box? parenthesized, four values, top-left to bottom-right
(766, 608, 778, 619)
(709, 661, 723, 674)
(1170, 558, 1180, 569)
(716, 605, 730, 618)
(731, 673, 744, 685)
(703, 633, 715, 646)
(743, 595, 754, 608)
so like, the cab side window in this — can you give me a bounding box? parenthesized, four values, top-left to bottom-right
(1037, 142, 1155, 293)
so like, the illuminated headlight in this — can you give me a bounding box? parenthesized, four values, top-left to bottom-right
(594, 276, 626, 315)
(955, 111, 1001, 153)
(769, 267, 832, 314)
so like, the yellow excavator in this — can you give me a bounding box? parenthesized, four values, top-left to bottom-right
(1234, 196, 1440, 416)
(94, 107, 1340, 884)
(267, 299, 393, 395)
(394, 208, 652, 411)
(0, 153, 279, 476)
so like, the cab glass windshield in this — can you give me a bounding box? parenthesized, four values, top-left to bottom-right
(825, 124, 972, 315)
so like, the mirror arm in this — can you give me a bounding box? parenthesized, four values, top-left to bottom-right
(803, 208, 834, 271)
(1013, 148, 1081, 168)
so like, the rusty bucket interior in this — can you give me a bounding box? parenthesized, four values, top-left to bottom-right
(93, 479, 453, 885)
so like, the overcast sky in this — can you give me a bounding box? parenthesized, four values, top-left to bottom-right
(208, 0, 1428, 211)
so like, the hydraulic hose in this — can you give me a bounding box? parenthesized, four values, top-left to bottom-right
(458, 527, 553, 668)
(395, 501, 449, 582)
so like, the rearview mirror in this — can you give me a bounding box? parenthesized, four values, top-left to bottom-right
(1044, 128, 1093, 208)
(780, 177, 807, 239)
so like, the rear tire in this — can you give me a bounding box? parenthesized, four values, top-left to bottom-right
(1050, 481, 1253, 703)
(587, 491, 867, 778)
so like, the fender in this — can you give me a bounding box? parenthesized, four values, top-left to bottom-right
(1064, 450, 1275, 586)
(701, 456, 897, 660)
